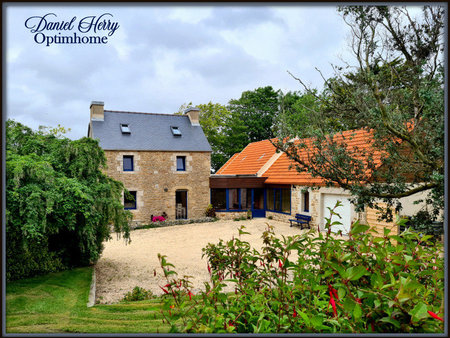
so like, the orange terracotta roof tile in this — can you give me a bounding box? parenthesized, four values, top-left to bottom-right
(215, 139, 278, 175)
(215, 129, 385, 185)
(263, 129, 383, 185)
(216, 153, 240, 174)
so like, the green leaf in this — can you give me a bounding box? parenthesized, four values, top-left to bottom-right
(298, 311, 310, 326)
(343, 297, 355, 312)
(346, 266, 367, 281)
(350, 223, 370, 235)
(409, 302, 428, 321)
(353, 303, 362, 320)
(379, 317, 400, 329)
(337, 287, 345, 300)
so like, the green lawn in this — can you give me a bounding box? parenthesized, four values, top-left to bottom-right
(5, 267, 170, 333)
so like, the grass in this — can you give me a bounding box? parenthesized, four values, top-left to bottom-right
(5, 267, 170, 333)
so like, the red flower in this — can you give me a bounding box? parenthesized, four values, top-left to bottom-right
(370, 322, 375, 331)
(355, 298, 362, 304)
(164, 283, 171, 288)
(279, 259, 283, 268)
(428, 311, 444, 322)
(188, 290, 194, 300)
(159, 286, 169, 294)
(329, 291, 338, 317)
(328, 284, 339, 300)
(293, 307, 297, 318)
(207, 264, 211, 274)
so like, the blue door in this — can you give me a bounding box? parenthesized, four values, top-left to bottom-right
(251, 188, 266, 218)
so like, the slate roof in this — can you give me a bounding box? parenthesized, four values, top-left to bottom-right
(90, 110, 212, 152)
(216, 129, 381, 186)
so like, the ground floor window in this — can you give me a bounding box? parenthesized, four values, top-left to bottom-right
(302, 191, 310, 212)
(267, 188, 291, 214)
(211, 188, 226, 210)
(211, 188, 250, 211)
(241, 188, 252, 209)
(124, 191, 137, 210)
(228, 188, 239, 210)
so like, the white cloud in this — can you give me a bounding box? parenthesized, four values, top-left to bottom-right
(5, 4, 357, 140)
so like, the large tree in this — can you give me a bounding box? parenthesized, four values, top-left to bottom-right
(226, 86, 280, 147)
(273, 90, 327, 139)
(178, 86, 282, 172)
(6, 120, 132, 280)
(195, 102, 233, 172)
(273, 5, 445, 221)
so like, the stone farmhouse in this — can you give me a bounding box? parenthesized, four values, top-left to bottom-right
(88, 101, 212, 225)
(210, 130, 428, 235)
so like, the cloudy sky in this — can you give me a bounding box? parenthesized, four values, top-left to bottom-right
(6, 4, 359, 140)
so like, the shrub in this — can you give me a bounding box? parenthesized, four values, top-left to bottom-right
(123, 286, 153, 301)
(205, 204, 216, 218)
(157, 202, 444, 333)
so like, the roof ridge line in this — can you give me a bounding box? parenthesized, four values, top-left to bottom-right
(104, 110, 187, 117)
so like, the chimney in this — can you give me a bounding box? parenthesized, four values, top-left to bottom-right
(184, 107, 200, 126)
(90, 101, 104, 121)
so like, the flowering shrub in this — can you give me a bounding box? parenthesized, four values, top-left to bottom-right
(152, 215, 166, 222)
(157, 202, 444, 333)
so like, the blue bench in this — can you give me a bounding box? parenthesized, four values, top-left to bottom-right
(289, 213, 312, 229)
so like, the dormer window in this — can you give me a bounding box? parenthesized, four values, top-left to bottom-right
(171, 126, 181, 137)
(120, 124, 131, 134)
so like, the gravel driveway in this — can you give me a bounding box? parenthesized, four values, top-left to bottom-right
(95, 218, 312, 304)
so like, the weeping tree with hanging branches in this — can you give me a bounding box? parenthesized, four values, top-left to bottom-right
(273, 6, 445, 224)
(5, 120, 132, 280)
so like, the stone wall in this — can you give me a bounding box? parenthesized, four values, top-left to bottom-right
(215, 211, 249, 220)
(266, 211, 291, 223)
(104, 150, 211, 224)
(290, 185, 320, 228)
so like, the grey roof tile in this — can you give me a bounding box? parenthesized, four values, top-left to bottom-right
(91, 111, 212, 152)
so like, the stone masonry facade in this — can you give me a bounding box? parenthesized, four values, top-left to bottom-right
(104, 150, 211, 224)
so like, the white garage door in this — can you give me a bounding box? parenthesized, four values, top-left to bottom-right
(323, 194, 352, 234)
